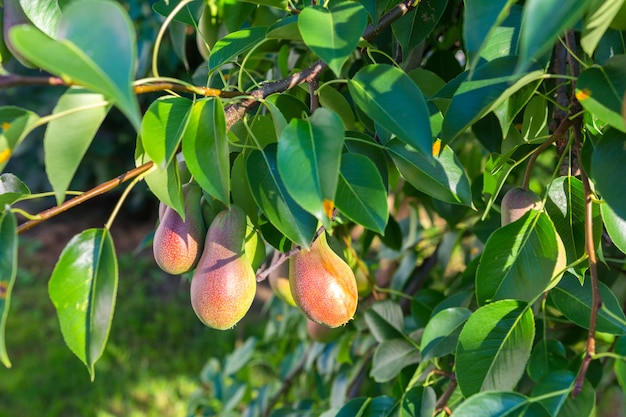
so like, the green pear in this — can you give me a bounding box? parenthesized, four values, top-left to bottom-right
(501, 187, 541, 226)
(153, 182, 205, 275)
(190, 205, 257, 330)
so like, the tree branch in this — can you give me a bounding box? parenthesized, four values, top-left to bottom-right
(16, 161, 154, 234)
(573, 123, 601, 397)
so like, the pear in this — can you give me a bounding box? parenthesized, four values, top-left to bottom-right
(306, 318, 343, 343)
(290, 232, 358, 328)
(190, 205, 257, 330)
(153, 182, 205, 275)
(501, 187, 541, 226)
(268, 260, 296, 307)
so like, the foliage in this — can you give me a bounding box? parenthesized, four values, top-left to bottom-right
(2, 0, 626, 415)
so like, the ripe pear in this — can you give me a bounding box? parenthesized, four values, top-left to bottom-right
(190, 205, 257, 330)
(153, 182, 205, 275)
(501, 187, 541, 226)
(290, 232, 358, 328)
(268, 260, 296, 307)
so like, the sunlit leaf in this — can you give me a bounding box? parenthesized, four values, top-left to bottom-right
(0, 211, 17, 368)
(420, 307, 471, 362)
(49, 228, 118, 380)
(298, 3, 367, 76)
(456, 300, 535, 396)
(0, 106, 40, 172)
(44, 88, 110, 205)
(0, 173, 30, 207)
(208, 26, 267, 71)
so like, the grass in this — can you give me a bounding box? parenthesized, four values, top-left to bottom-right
(0, 237, 244, 417)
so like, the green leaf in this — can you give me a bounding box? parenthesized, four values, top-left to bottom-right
(0, 173, 30, 207)
(0, 210, 17, 368)
(44, 88, 110, 205)
(396, 386, 436, 417)
(441, 56, 544, 144)
(298, 3, 367, 76)
(392, 0, 447, 55)
(463, 0, 517, 73)
(246, 144, 317, 249)
(48, 228, 118, 380)
(335, 153, 388, 234)
(478, 5, 523, 63)
(549, 273, 626, 335)
(615, 337, 626, 391)
(224, 337, 257, 376)
(19, 0, 70, 37)
(337, 396, 397, 417)
(545, 176, 602, 267)
(136, 140, 184, 219)
(601, 200, 626, 255)
(517, 0, 592, 73)
(453, 391, 548, 417)
(420, 307, 471, 362)
(591, 129, 626, 219)
(152, 0, 203, 26)
(208, 26, 267, 71)
(142, 96, 192, 171)
(476, 210, 566, 305)
(527, 340, 569, 382)
(555, 379, 595, 417)
(182, 98, 230, 206)
(238, 0, 287, 10)
(318, 87, 356, 129)
(581, 0, 625, 56)
(349, 64, 433, 157)
(9, 0, 140, 129)
(531, 371, 575, 416)
(385, 139, 472, 206)
(576, 56, 626, 132)
(266, 15, 302, 41)
(364, 300, 405, 342)
(231, 153, 258, 225)
(370, 338, 420, 383)
(277, 108, 345, 228)
(411, 289, 445, 329)
(456, 300, 535, 396)
(0, 106, 40, 172)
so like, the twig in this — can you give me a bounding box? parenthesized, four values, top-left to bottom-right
(434, 373, 457, 413)
(573, 123, 601, 397)
(16, 161, 154, 234)
(133, 83, 242, 98)
(521, 117, 574, 189)
(309, 78, 319, 113)
(263, 343, 314, 417)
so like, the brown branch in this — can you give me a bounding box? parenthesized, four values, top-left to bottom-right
(16, 161, 154, 234)
(521, 116, 574, 190)
(573, 124, 601, 397)
(435, 373, 457, 413)
(0, 74, 67, 89)
(133, 83, 242, 98)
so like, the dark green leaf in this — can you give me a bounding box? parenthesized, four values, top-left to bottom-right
(0, 210, 17, 367)
(576, 56, 626, 132)
(591, 129, 626, 219)
(396, 386, 436, 417)
(224, 337, 257, 376)
(411, 289, 445, 329)
(527, 340, 569, 382)
(246, 144, 317, 249)
(386, 139, 472, 206)
(45, 88, 110, 205)
(239, 0, 288, 10)
(298, 3, 367, 76)
(371, 338, 420, 382)
(208, 26, 267, 71)
(0, 173, 30, 207)
(456, 300, 535, 396)
(335, 153, 388, 234)
(531, 371, 575, 416)
(549, 274, 626, 335)
(453, 391, 545, 417)
(392, 0, 447, 54)
(9, 1, 141, 129)
(463, 0, 517, 73)
(476, 210, 566, 305)
(349, 64, 433, 157)
(336, 396, 397, 417)
(152, 0, 203, 26)
(364, 300, 405, 342)
(277, 108, 345, 228)
(615, 337, 626, 391)
(318, 87, 356, 130)
(420, 307, 471, 362)
(441, 56, 544, 144)
(517, 0, 592, 73)
(182, 98, 230, 206)
(48, 228, 118, 380)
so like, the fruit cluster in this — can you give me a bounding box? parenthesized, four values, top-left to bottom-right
(152, 180, 359, 332)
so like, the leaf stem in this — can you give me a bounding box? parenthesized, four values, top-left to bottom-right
(17, 162, 155, 234)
